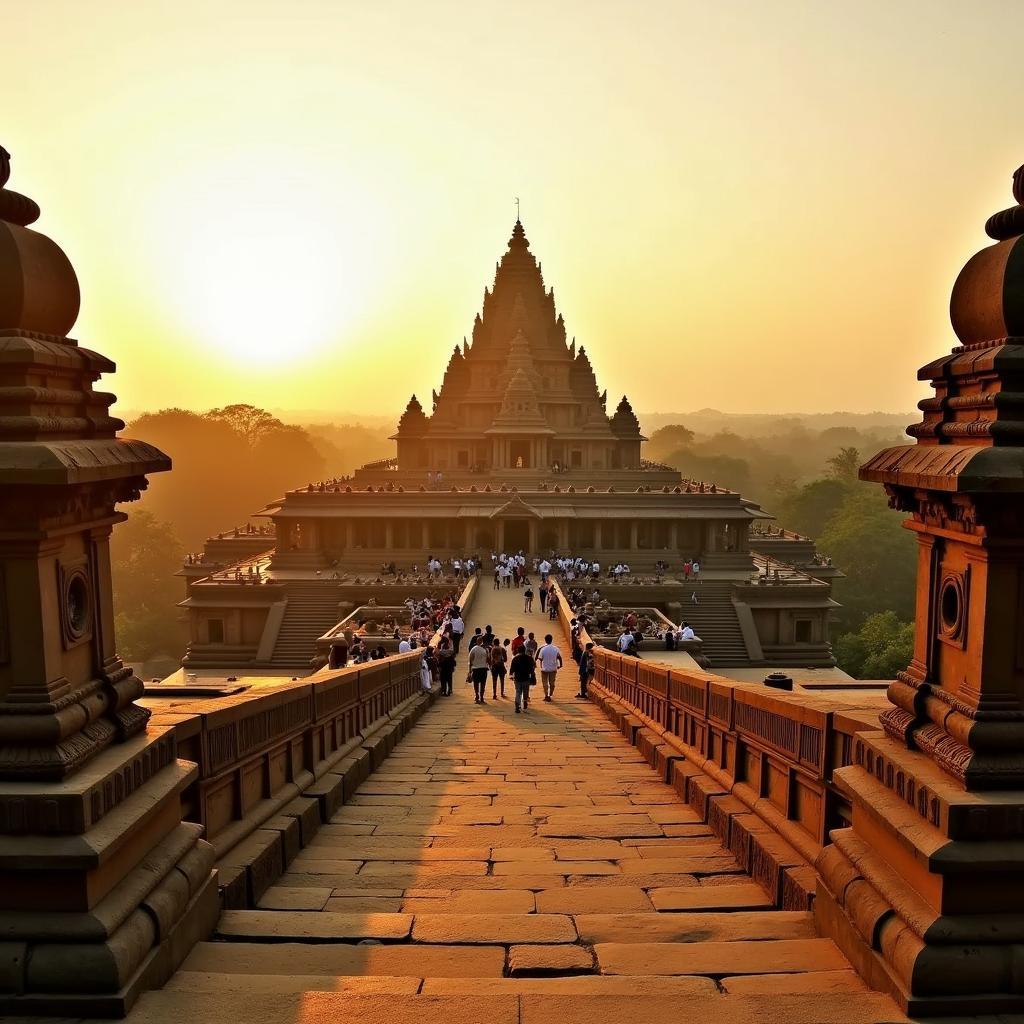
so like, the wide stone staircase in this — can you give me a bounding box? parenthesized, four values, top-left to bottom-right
(120, 588, 906, 1024)
(268, 581, 345, 667)
(672, 579, 749, 666)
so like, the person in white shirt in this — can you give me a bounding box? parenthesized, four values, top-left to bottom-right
(535, 634, 563, 701)
(539, 559, 551, 580)
(398, 638, 412, 654)
(618, 631, 633, 653)
(468, 639, 490, 703)
(692, 560, 701, 581)
(449, 609, 466, 653)
(680, 622, 696, 641)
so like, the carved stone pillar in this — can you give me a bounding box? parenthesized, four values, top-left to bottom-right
(816, 162, 1024, 1016)
(0, 149, 217, 1015)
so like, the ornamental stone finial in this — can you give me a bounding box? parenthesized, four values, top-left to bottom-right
(0, 146, 77, 333)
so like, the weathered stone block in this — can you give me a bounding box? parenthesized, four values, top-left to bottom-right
(279, 796, 322, 846)
(687, 774, 727, 822)
(706, 794, 747, 847)
(220, 830, 284, 906)
(303, 773, 346, 822)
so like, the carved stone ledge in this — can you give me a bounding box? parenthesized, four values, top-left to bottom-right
(0, 728, 178, 835)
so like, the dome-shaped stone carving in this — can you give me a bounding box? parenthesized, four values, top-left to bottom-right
(0, 148, 80, 336)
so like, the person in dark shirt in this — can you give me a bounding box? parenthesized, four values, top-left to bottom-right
(577, 642, 595, 699)
(437, 635, 456, 697)
(509, 646, 535, 713)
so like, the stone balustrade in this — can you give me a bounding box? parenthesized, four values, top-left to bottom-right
(550, 582, 885, 910)
(148, 576, 477, 908)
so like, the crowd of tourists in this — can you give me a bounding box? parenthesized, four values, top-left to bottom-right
(407, 586, 597, 712)
(615, 618, 697, 657)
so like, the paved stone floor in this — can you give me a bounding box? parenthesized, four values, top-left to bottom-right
(118, 585, 908, 1023)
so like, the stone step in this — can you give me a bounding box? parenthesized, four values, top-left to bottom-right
(183, 940, 506, 977)
(594, 937, 849, 976)
(129, 988, 910, 1024)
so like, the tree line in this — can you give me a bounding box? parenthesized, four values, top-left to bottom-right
(646, 424, 916, 678)
(111, 404, 392, 667)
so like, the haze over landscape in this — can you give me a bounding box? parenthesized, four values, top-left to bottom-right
(10, 2, 1024, 1019)
(7, 0, 1023, 418)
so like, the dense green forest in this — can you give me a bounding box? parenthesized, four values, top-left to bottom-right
(646, 421, 917, 677)
(113, 407, 918, 679)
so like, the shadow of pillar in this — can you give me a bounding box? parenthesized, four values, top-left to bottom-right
(816, 161, 1024, 1017)
(0, 149, 217, 1016)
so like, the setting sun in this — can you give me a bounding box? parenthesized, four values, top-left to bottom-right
(146, 153, 378, 366)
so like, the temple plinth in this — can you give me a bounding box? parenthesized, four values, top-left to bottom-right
(0, 150, 217, 1015)
(816, 163, 1024, 1015)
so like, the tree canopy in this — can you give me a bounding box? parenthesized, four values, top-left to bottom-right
(111, 509, 185, 663)
(834, 611, 914, 679)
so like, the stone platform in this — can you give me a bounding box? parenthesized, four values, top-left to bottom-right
(83, 586, 906, 1024)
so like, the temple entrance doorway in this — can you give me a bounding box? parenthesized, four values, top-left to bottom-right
(509, 440, 531, 468)
(503, 519, 530, 553)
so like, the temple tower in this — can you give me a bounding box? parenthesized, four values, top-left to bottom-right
(0, 150, 217, 1014)
(817, 162, 1024, 1015)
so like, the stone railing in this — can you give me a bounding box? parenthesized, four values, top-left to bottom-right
(149, 575, 477, 907)
(549, 582, 884, 909)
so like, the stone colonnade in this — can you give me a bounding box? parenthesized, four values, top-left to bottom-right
(277, 516, 749, 555)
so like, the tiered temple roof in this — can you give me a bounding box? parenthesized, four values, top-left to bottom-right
(395, 220, 628, 447)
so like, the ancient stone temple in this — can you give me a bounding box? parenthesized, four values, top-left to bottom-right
(393, 221, 639, 475)
(10, 141, 1024, 1024)
(0, 150, 218, 1013)
(817, 162, 1024, 1015)
(181, 221, 840, 673)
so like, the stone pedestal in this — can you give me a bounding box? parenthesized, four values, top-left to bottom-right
(0, 729, 219, 1015)
(0, 151, 216, 1015)
(816, 162, 1024, 1015)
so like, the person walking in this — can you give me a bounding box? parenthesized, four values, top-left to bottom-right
(437, 636, 456, 697)
(509, 642, 535, 713)
(421, 645, 435, 691)
(523, 584, 534, 613)
(535, 633, 563, 702)
(511, 626, 526, 654)
(468, 638, 490, 703)
(489, 638, 507, 699)
(525, 631, 539, 661)
(449, 607, 466, 653)
(577, 642, 595, 699)
(538, 580, 549, 614)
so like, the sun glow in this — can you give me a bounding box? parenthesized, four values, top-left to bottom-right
(148, 154, 373, 366)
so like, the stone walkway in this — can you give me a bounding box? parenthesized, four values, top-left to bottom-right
(124, 585, 908, 1023)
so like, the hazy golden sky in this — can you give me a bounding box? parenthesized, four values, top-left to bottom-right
(6, 0, 1023, 417)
